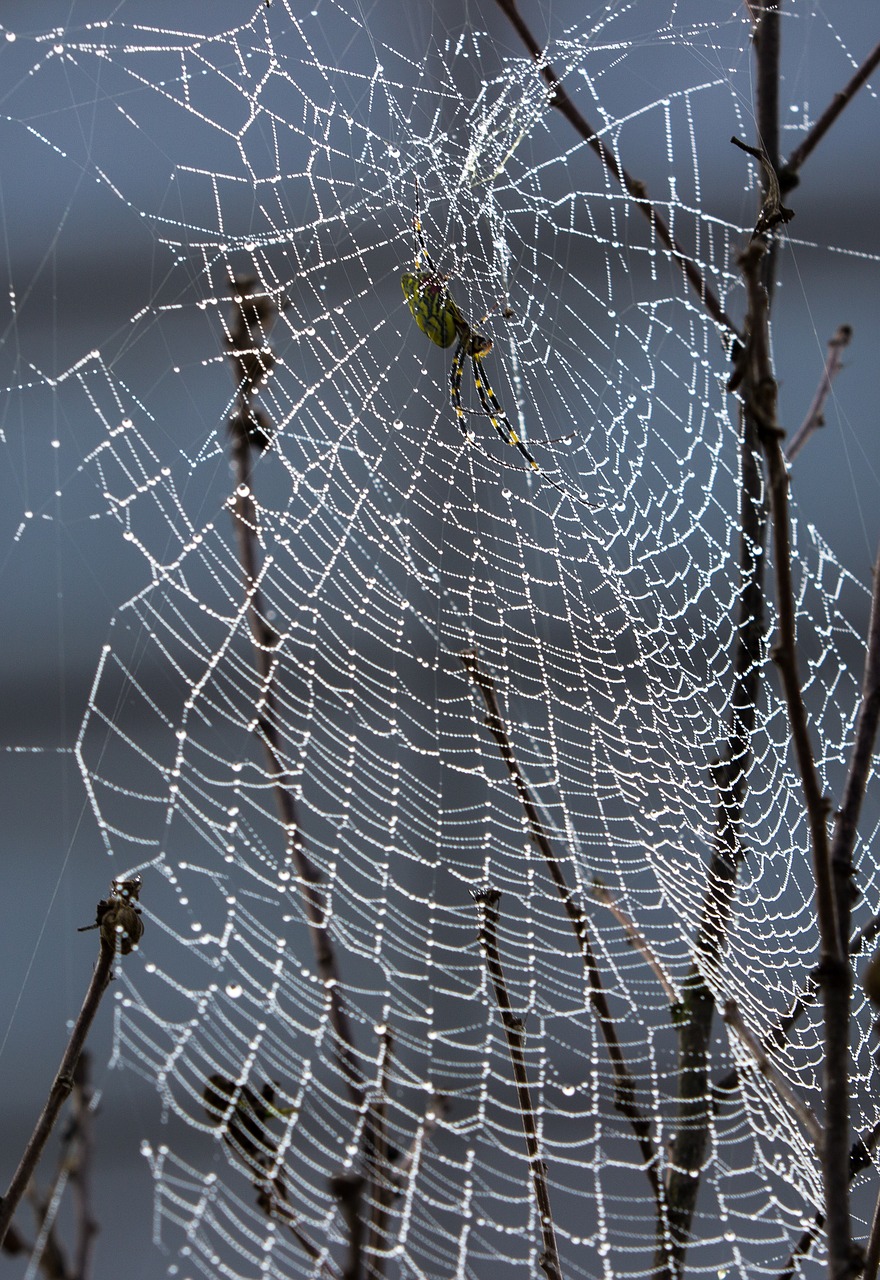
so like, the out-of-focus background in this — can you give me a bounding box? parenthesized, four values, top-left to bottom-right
(1, 4, 878, 1278)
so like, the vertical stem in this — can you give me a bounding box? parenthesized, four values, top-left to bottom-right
(660, 10, 780, 1269)
(0, 942, 114, 1250)
(225, 282, 370, 1129)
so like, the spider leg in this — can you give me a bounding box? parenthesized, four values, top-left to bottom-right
(470, 354, 539, 472)
(412, 177, 440, 277)
(449, 338, 471, 439)
(469, 354, 596, 506)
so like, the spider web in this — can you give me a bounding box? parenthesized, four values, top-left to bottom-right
(2, 3, 880, 1278)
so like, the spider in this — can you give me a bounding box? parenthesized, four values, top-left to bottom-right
(400, 185, 541, 476)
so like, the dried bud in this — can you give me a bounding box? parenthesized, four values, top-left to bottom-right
(79, 875, 144, 955)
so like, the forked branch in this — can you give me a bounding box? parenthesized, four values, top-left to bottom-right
(458, 650, 667, 1236)
(786, 325, 852, 462)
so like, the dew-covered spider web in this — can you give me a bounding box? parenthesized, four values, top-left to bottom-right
(2, 3, 880, 1278)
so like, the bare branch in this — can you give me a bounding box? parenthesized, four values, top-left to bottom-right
(472, 889, 564, 1280)
(588, 879, 678, 1004)
(330, 1173, 366, 1280)
(659, 20, 779, 1269)
(225, 277, 371, 1132)
(774, 1122, 880, 1280)
(204, 1073, 337, 1272)
(0, 877, 141, 1249)
(783, 41, 880, 185)
(786, 325, 852, 461)
(458, 648, 667, 1231)
(722, 1000, 822, 1150)
(491, 0, 739, 338)
(738, 233, 854, 1278)
(69, 1054, 98, 1280)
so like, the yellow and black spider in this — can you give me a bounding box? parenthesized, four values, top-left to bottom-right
(400, 185, 540, 475)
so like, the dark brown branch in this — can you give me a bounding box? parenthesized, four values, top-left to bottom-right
(589, 880, 678, 1005)
(739, 242, 839, 945)
(225, 278, 370, 1132)
(458, 649, 667, 1235)
(747, 1, 782, 174)
(660, 21, 779, 1266)
(713, 908, 880, 1098)
(739, 235, 854, 1278)
(786, 325, 852, 461)
(204, 1074, 334, 1270)
(69, 1053, 98, 1280)
(364, 1027, 394, 1280)
(330, 1173, 366, 1280)
(0, 889, 129, 1250)
(491, 0, 739, 338)
(472, 889, 564, 1280)
(782, 41, 880, 187)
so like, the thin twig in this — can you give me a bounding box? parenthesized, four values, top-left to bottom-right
(830, 541, 880, 952)
(712, 909, 880, 1099)
(491, 0, 739, 339)
(738, 243, 840, 954)
(458, 649, 667, 1229)
(782, 41, 880, 186)
(588, 880, 679, 1005)
(204, 1074, 334, 1270)
(472, 889, 564, 1280)
(722, 1000, 822, 1150)
(70, 1054, 98, 1280)
(0, 880, 134, 1250)
(786, 325, 852, 461)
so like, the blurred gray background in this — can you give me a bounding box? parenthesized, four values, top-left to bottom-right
(1, 3, 878, 1278)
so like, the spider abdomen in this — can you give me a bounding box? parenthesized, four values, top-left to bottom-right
(401, 271, 463, 349)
